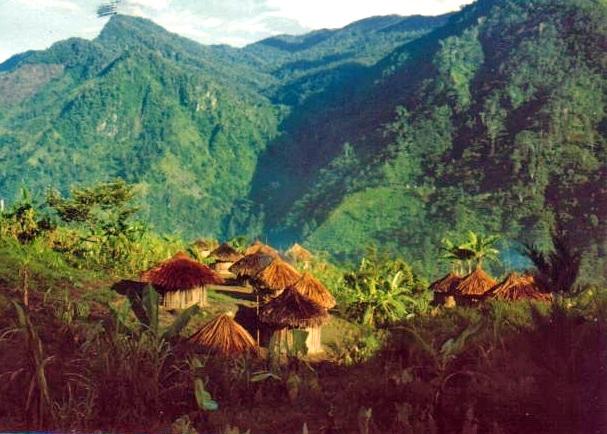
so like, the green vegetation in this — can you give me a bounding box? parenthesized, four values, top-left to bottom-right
(0, 179, 604, 433)
(0, 1, 605, 287)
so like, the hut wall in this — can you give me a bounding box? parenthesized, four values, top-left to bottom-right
(214, 262, 234, 274)
(162, 287, 207, 309)
(305, 327, 323, 354)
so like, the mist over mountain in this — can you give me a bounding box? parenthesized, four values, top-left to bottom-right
(1, 0, 606, 279)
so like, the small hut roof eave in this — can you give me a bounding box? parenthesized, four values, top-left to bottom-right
(430, 272, 463, 294)
(455, 267, 496, 296)
(210, 243, 243, 262)
(141, 254, 224, 293)
(189, 313, 257, 356)
(260, 288, 329, 329)
(229, 253, 274, 278)
(293, 273, 336, 309)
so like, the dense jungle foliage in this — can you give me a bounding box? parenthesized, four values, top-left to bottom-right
(0, 0, 606, 285)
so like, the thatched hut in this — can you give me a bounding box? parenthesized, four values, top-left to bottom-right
(260, 288, 329, 355)
(286, 243, 313, 268)
(253, 259, 301, 295)
(189, 313, 257, 356)
(292, 273, 336, 309)
(245, 240, 280, 259)
(141, 253, 223, 309)
(229, 253, 274, 279)
(210, 243, 244, 274)
(489, 273, 552, 302)
(454, 267, 497, 302)
(429, 272, 463, 305)
(193, 239, 216, 258)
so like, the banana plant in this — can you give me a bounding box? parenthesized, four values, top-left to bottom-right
(111, 284, 200, 342)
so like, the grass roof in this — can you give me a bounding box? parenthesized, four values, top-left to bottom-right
(245, 241, 280, 258)
(260, 288, 329, 329)
(455, 267, 496, 296)
(141, 253, 224, 293)
(286, 243, 313, 261)
(253, 259, 301, 292)
(210, 243, 243, 262)
(430, 272, 463, 294)
(490, 273, 552, 302)
(189, 313, 257, 356)
(292, 273, 336, 309)
(229, 253, 274, 278)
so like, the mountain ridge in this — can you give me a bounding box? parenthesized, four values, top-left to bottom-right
(0, 0, 606, 282)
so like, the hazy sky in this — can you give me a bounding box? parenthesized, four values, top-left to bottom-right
(0, 0, 474, 62)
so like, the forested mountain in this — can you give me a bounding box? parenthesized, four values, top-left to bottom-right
(0, 0, 606, 281)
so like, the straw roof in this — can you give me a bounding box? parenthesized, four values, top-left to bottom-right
(193, 239, 215, 250)
(430, 273, 463, 294)
(253, 259, 301, 292)
(210, 243, 243, 262)
(292, 273, 336, 309)
(490, 273, 552, 302)
(189, 313, 257, 356)
(260, 288, 329, 329)
(229, 253, 274, 278)
(286, 243, 313, 261)
(245, 240, 280, 258)
(455, 267, 497, 296)
(141, 254, 224, 293)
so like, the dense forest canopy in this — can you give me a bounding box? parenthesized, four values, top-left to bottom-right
(0, 0, 605, 282)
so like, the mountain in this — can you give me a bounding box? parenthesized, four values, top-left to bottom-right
(0, 0, 606, 281)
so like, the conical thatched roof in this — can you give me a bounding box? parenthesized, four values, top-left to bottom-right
(141, 253, 224, 293)
(210, 243, 243, 262)
(229, 253, 274, 278)
(455, 267, 497, 296)
(292, 273, 336, 309)
(490, 273, 552, 302)
(260, 288, 329, 329)
(245, 240, 280, 258)
(189, 313, 257, 356)
(286, 243, 313, 262)
(430, 272, 463, 294)
(193, 239, 215, 250)
(253, 259, 301, 292)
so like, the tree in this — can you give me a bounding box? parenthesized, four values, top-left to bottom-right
(460, 231, 500, 269)
(46, 180, 144, 264)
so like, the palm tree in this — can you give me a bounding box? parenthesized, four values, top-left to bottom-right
(460, 231, 500, 269)
(440, 238, 475, 274)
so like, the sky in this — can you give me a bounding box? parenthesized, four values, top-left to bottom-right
(0, 0, 474, 63)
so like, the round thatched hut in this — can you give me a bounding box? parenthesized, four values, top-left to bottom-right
(189, 313, 257, 356)
(141, 253, 223, 309)
(192, 239, 216, 258)
(489, 273, 552, 302)
(245, 241, 280, 259)
(429, 272, 463, 306)
(229, 253, 274, 279)
(292, 273, 336, 309)
(253, 259, 301, 295)
(260, 288, 329, 355)
(454, 267, 497, 303)
(210, 243, 244, 274)
(286, 243, 313, 268)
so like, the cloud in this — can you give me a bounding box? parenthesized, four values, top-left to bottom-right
(15, 0, 82, 12)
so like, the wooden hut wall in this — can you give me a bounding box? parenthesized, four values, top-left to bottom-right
(305, 326, 323, 354)
(162, 286, 207, 309)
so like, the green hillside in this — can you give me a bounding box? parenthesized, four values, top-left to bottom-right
(0, 0, 606, 282)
